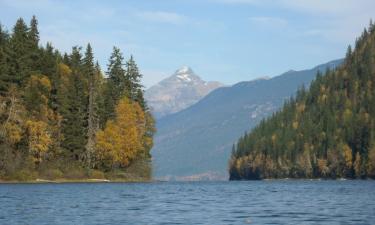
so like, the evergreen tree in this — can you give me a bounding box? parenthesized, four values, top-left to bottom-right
(83, 43, 100, 167)
(0, 24, 10, 94)
(28, 15, 39, 48)
(28, 15, 42, 75)
(102, 46, 126, 124)
(0, 17, 155, 181)
(8, 18, 31, 86)
(0, 24, 9, 47)
(59, 47, 87, 160)
(125, 55, 146, 109)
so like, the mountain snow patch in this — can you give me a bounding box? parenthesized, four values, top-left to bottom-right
(176, 66, 190, 74)
(177, 73, 192, 82)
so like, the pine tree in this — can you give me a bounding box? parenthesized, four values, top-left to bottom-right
(0, 17, 155, 180)
(0, 24, 9, 47)
(39, 43, 58, 78)
(83, 43, 99, 167)
(8, 18, 31, 86)
(28, 16, 39, 48)
(107, 46, 125, 97)
(28, 15, 42, 75)
(0, 24, 10, 94)
(102, 46, 126, 124)
(125, 55, 146, 109)
(60, 47, 87, 160)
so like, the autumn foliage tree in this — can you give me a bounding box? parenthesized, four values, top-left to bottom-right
(95, 97, 146, 170)
(0, 16, 155, 180)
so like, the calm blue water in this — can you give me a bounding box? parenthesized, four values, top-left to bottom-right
(0, 180, 374, 225)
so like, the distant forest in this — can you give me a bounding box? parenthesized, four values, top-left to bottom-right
(230, 21, 375, 180)
(0, 16, 155, 181)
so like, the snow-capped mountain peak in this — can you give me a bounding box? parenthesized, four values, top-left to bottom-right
(145, 66, 223, 118)
(175, 66, 195, 82)
(176, 66, 192, 74)
(177, 73, 192, 82)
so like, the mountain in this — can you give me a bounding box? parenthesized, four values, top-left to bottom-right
(152, 59, 343, 180)
(230, 24, 375, 180)
(145, 66, 223, 119)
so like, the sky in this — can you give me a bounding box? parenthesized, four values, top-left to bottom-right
(0, 0, 374, 88)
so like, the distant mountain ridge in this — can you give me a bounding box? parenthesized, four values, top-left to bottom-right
(145, 66, 223, 119)
(152, 59, 343, 180)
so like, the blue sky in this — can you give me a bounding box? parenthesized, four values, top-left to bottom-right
(0, 0, 374, 88)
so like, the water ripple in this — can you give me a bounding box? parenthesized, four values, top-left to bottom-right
(0, 180, 374, 224)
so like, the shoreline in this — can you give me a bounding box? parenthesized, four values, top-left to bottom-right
(0, 178, 154, 184)
(2, 177, 373, 184)
(230, 177, 375, 181)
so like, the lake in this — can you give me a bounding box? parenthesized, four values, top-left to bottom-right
(0, 180, 374, 224)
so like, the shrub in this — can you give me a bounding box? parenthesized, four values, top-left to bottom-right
(88, 170, 105, 179)
(40, 168, 64, 180)
(11, 169, 37, 181)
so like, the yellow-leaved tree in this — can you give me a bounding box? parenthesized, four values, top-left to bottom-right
(142, 111, 155, 158)
(367, 145, 375, 178)
(26, 120, 52, 164)
(0, 86, 24, 145)
(24, 75, 56, 164)
(95, 97, 146, 169)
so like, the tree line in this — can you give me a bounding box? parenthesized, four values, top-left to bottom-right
(0, 16, 155, 181)
(229, 21, 375, 180)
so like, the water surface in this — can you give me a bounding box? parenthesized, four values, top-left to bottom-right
(0, 180, 374, 224)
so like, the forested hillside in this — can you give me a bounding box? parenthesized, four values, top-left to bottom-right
(230, 22, 375, 180)
(153, 59, 341, 180)
(0, 17, 155, 181)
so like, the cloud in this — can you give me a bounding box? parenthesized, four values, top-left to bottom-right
(135, 11, 188, 24)
(278, 0, 375, 15)
(214, 0, 375, 17)
(249, 16, 288, 28)
(0, 0, 55, 10)
(215, 0, 374, 44)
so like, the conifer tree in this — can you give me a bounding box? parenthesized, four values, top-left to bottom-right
(0, 17, 155, 180)
(0, 25, 10, 94)
(28, 15, 42, 75)
(125, 55, 146, 109)
(60, 47, 87, 160)
(83, 43, 100, 167)
(8, 18, 30, 86)
(28, 15, 39, 48)
(102, 46, 126, 123)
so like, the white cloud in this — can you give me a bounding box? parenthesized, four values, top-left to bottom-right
(216, 0, 374, 44)
(135, 11, 188, 24)
(214, 0, 375, 14)
(0, 0, 55, 10)
(249, 16, 288, 28)
(214, 0, 375, 18)
(278, 0, 375, 15)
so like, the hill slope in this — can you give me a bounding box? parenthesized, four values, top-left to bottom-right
(152, 59, 342, 179)
(145, 66, 222, 119)
(230, 23, 375, 180)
